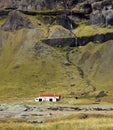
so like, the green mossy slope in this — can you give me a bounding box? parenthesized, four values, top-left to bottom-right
(0, 29, 83, 101)
(68, 41, 113, 104)
(0, 12, 113, 105)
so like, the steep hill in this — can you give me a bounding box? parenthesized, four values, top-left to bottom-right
(0, 0, 113, 105)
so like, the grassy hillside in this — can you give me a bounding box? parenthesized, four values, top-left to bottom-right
(0, 12, 113, 105)
(68, 41, 113, 104)
(0, 28, 83, 102)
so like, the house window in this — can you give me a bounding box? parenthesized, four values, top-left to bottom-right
(49, 98, 53, 102)
(39, 98, 42, 102)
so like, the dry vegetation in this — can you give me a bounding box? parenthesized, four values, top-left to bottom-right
(0, 112, 113, 130)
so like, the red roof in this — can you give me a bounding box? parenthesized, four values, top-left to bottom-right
(40, 94, 60, 97)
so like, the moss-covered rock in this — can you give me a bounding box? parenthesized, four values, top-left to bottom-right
(48, 25, 72, 38)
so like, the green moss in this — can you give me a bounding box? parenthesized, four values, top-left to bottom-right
(0, 16, 7, 26)
(73, 25, 113, 37)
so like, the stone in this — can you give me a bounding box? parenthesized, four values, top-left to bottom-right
(96, 91, 107, 98)
(27, 120, 44, 124)
(79, 114, 88, 119)
(0, 105, 9, 111)
(16, 114, 30, 119)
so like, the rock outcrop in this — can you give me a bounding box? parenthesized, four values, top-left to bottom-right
(90, 9, 113, 26)
(0, 0, 64, 10)
(2, 11, 34, 31)
(89, 0, 113, 26)
(43, 32, 113, 47)
(1, 0, 113, 27)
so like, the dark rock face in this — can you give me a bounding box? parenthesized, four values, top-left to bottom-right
(90, 9, 113, 26)
(1, 0, 113, 27)
(57, 15, 77, 29)
(0, 10, 10, 18)
(37, 13, 78, 30)
(42, 32, 113, 47)
(2, 11, 34, 31)
(79, 3, 92, 13)
(1, 0, 113, 30)
(89, 0, 113, 26)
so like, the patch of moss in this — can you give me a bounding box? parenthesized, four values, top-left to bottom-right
(72, 25, 113, 37)
(0, 16, 7, 26)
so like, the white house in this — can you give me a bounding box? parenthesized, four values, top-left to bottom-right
(35, 94, 61, 102)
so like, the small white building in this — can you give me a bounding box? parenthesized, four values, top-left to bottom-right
(35, 94, 61, 102)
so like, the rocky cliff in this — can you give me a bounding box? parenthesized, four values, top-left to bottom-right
(1, 0, 113, 28)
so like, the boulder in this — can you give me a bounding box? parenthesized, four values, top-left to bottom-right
(96, 91, 107, 98)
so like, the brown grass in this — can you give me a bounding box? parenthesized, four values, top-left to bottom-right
(0, 111, 113, 130)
